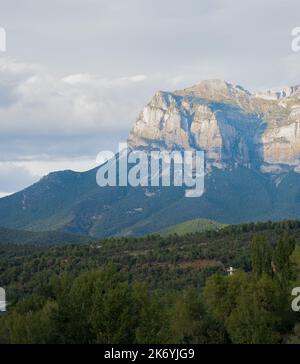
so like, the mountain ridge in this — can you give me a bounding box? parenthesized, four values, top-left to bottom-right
(1, 79, 300, 237)
(0, 225, 95, 245)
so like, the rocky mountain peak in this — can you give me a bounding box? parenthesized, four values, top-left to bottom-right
(175, 79, 252, 101)
(255, 85, 300, 101)
(128, 80, 300, 174)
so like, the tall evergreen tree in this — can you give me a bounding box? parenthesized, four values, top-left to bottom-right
(250, 235, 273, 278)
(273, 233, 296, 289)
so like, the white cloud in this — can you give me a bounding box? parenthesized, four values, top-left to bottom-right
(0, 58, 154, 137)
(0, 161, 39, 193)
(0, 157, 100, 195)
(14, 158, 99, 178)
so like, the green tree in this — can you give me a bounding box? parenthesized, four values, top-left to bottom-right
(273, 233, 296, 289)
(168, 288, 226, 344)
(56, 266, 136, 344)
(203, 272, 248, 325)
(250, 235, 273, 278)
(227, 275, 283, 344)
(132, 282, 171, 344)
(0, 299, 58, 344)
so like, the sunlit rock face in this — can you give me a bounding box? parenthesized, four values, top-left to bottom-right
(128, 79, 300, 173)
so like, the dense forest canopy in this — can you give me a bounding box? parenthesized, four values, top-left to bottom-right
(0, 220, 300, 343)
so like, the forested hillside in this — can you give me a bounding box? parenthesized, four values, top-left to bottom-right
(0, 220, 300, 343)
(0, 226, 95, 246)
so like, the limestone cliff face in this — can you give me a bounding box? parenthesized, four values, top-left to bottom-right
(128, 91, 223, 163)
(128, 80, 300, 173)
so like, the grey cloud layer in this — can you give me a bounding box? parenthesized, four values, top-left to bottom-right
(1, 0, 299, 85)
(0, 0, 300, 193)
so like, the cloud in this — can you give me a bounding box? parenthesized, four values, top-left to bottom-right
(0, 58, 154, 137)
(0, 162, 39, 193)
(281, 53, 300, 81)
(0, 58, 157, 193)
(0, 157, 101, 196)
(0, 57, 227, 155)
(0, 0, 300, 194)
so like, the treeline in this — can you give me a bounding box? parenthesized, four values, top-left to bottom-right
(3, 220, 300, 303)
(0, 231, 300, 344)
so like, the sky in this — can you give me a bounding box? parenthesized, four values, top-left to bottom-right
(0, 0, 300, 196)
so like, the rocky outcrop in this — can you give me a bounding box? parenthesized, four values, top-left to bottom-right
(128, 80, 300, 173)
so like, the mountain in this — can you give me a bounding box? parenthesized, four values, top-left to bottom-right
(1, 79, 300, 237)
(128, 79, 300, 173)
(158, 218, 225, 236)
(0, 226, 94, 245)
